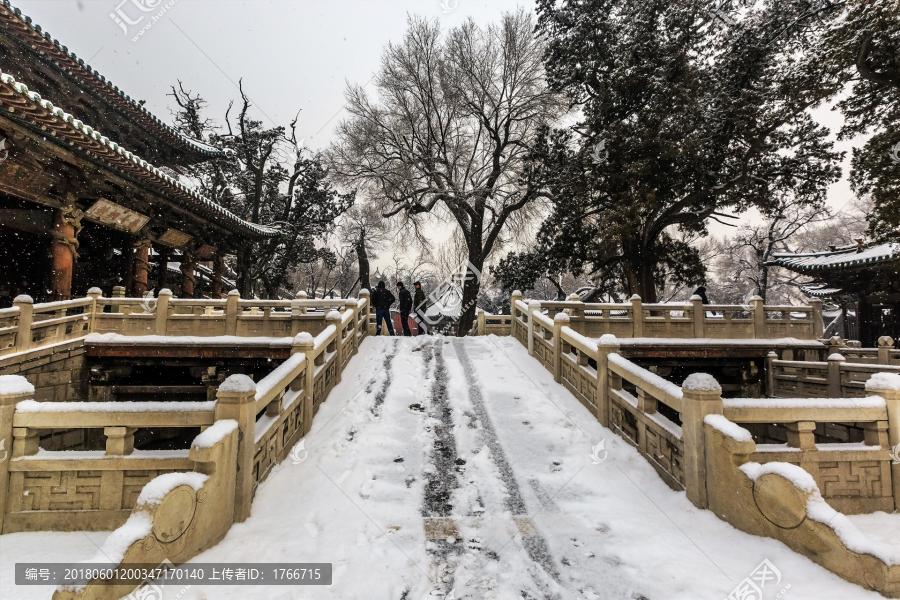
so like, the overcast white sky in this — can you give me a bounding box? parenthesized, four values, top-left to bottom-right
(15, 0, 866, 264)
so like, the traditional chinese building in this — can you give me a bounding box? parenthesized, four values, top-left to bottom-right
(769, 241, 900, 347)
(0, 1, 276, 304)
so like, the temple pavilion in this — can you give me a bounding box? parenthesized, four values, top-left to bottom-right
(770, 241, 900, 347)
(0, 0, 277, 304)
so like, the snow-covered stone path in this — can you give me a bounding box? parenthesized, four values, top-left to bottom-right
(0, 336, 887, 599)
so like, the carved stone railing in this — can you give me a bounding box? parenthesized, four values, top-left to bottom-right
(0, 380, 213, 534)
(768, 352, 900, 399)
(0, 294, 371, 598)
(504, 290, 824, 340)
(0, 289, 369, 358)
(471, 309, 513, 336)
(505, 301, 900, 596)
(723, 395, 895, 515)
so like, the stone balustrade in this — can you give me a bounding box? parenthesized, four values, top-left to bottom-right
(504, 290, 824, 340)
(504, 290, 900, 596)
(0, 289, 366, 358)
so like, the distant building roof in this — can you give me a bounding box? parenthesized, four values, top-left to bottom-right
(0, 0, 226, 165)
(770, 242, 900, 273)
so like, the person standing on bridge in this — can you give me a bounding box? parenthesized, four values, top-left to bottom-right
(413, 281, 430, 335)
(372, 281, 395, 336)
(396, 281, 412, 337)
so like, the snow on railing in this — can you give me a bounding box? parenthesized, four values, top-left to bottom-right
(0, 289, 371, 358)
(500, 291, 825, 341)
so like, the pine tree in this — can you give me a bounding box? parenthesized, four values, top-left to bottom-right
(529, 0, 843, 301)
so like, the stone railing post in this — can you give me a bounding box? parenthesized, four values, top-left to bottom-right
(225, 290, 239, 336)
(357, 290, 370, 338)
(879, 337, 896, 366)
(630, 295, 643, 338)
(477, 308, 486, 336)
(86, 287, 102, 333)
(552, 313, 569, 383)
(827, 353, 845, 397)
(596, 335, 619, 428)
(104, 426, 137, 455)
(749, 296, 765, 339)
(326, 311, 343, 384)
(824, 335, 843, 362)
(293, 333, 315, 432)
(810, 298, 824, 339)
(290, 291, 307, 336)
(111, 285, 125, 313)
(690, 294, 705, 338)
(566, 293, 586, 334)
(765, 351, 777, 397)
(0, 375, 34, 534)
(155, 288, 172, 336)
(681, 373, 724, 509)
(511, 290, 523, 316)
(12, 295, 33, 354)
(785, 421, 817, 450)
(214, 374, 257, 523)
(867, 373, 900, 511)
(527, 301, 541, 356)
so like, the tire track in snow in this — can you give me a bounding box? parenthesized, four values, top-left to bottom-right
(452, 339, 561, 587)
(369, 338, 400, 417)
(421, 340, 464, 596)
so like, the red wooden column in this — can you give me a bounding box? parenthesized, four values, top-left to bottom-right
(48, 197, 83, 301)
(180, 251, 195, 298)
(212, 252, 225, 298)
(132, 231, 152, 297)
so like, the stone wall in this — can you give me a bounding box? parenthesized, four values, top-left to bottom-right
(0, 340, 89, 451)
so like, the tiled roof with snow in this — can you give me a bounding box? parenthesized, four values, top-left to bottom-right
(770, 242, 900, 272)
(0, 0, 225, 161)
(0, 70, 278, 239)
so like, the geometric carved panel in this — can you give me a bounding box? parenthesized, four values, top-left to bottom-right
(22, 471, 102, 511)
(819, 460, 888, 499)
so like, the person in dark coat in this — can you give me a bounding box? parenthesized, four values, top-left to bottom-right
(396, 281, 412, 336)
(413, 281, 430, 335)
(371, 281, 395, 336)
(693, 286, 717, 316)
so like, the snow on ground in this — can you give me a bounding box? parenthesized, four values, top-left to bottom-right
(0, 334, 891, 599)
(0, 531, 110, 600)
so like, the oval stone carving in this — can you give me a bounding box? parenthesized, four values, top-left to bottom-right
(152, 486, 196, 543)
(753, 473, 807, 529)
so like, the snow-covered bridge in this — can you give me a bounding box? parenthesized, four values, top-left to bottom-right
(3, 335, 885, 600)
(2, 289, 900, 599)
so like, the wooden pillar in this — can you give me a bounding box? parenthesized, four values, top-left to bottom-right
(180, 250, 196, 298)
(157, 246, 169, 291)
(132, 231, 152, 298)
(212, 252, 225, 299)
(48, 197, 83, 301)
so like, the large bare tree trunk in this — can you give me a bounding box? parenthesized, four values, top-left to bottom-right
(356, 233, 370, 292)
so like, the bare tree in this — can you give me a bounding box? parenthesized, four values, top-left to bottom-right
(712, 200, 836, 304)
(330, 11, 561, 335)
